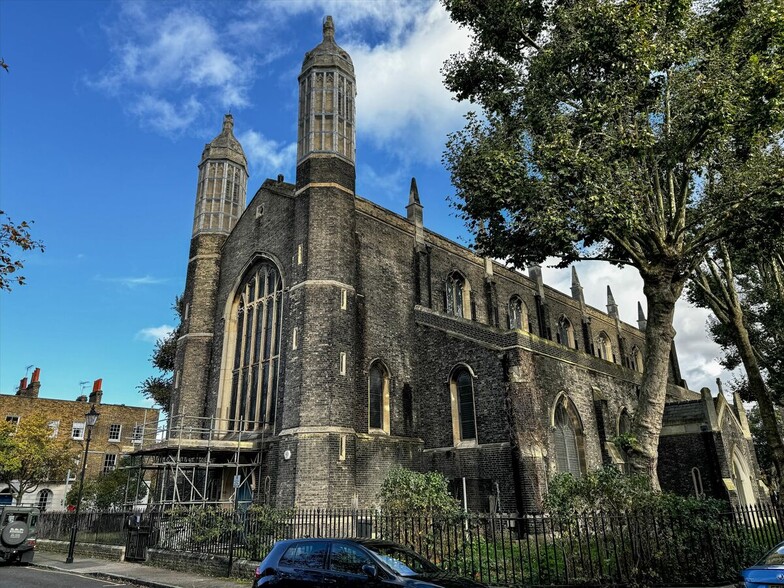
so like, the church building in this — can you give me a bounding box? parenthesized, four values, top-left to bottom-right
(163, 17, 764, 513)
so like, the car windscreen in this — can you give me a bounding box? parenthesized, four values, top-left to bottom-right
(760, 544, 784, 565)
(364, 544, 440, 577)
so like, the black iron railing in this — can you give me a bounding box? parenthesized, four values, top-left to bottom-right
(37, 504, 783, 585)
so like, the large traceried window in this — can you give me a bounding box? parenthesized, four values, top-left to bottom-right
(557, 316, 576, 349)
(446, 272, 469, 319)
(368, 360, 390, 433)
(450, 366, 477, 445)
(553, 396, 585, 477)
(509, 296, 528, 331)
(223, 260, 283, 431)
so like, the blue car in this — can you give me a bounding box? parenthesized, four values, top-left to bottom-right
(742, 541, 784, 588)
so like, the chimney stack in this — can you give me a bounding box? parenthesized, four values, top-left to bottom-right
(88, 379, 103, 405)
(16, 368, 40, 398)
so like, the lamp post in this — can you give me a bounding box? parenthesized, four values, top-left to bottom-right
(66, 404, 99, 564)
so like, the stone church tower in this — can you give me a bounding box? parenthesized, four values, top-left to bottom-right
(172, 115, 248, 420)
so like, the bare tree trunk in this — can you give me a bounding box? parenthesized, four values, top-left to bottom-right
(628, 271, 683, 491)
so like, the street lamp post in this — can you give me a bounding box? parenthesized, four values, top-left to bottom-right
(65, 404, 100, 564)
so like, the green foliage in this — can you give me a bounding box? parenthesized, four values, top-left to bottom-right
(65, 457, 147, 510)
(612, 433, 638, 453)
(379, 467, 461, 515)
(443, 0, 784, 480)
(0, 412, 78, 503)
(544, 466, 654, 516)
(0, 210, 44, 291)
(138, 295, 183, 412)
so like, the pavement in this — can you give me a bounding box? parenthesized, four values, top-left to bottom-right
(32, 550, 250, 588)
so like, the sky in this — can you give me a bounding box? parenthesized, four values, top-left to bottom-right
(0, 0, 733, 409)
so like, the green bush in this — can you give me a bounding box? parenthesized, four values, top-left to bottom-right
(379, 467, 461, 516)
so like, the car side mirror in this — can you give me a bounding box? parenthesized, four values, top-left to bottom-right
(362, 563, 378, 578)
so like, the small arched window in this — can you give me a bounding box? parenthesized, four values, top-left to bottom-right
(596, 332, 613, 361)
(553, 396, 585, 477)
(618, 408, 632, 436)
(450, 367, 477, 445)
(557, 316, 576, 349)
(446, 272, 469, 319)
(509, 296, 528, 331)
(368, 360, 390, 433)
(630, 346, 644, 373)
(221, 259, 283, 431)
(37, 489, 53, 512)
(732, 449, 757, 507)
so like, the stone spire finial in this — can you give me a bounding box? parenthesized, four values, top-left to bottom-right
(406, 177, 424, 244)
(570, 266, 584, 304)
(222, 113, 234, 133)
(323, 15, 335, 42)
(408, 177, 420, 205)
(606, 285, 619, 318)
(637, 301, 647, 331)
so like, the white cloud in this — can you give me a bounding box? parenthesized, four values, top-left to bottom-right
(347, 2, 473, 163)
(129, 95, 202, 135)
(239, 130, 297, 179)
(97, 275, 169, 288)
(91, 4, 251, 134)
(136, 324, 175, 342)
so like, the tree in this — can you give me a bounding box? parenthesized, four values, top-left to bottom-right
(688, 241, 784, 489)
(747, 405, 784, 491)
(138, 295, 183, 413)
(65, 457, 147, 511)
(0, 210, 44, 291)
(0, 413, 78, 504)
(442, 0, 784, 486)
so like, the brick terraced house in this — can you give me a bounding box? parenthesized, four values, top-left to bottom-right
(153, 17, 764, 513)
(0, 369, 158, 510)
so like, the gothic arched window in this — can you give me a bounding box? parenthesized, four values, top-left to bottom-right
(368, 360, 390, 433)
(222, 259, 283, 431)
(509, 296, 528, 331)
(618, 408, 632, 436)
(450, 367, 477, 444)
(596, 332, 613, 361)
(553, 396, 585, 477)
(557, 316, 576, 349)
(630, 346, 644, 373)
(446, 272, 469, 319)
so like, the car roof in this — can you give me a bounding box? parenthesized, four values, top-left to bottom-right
(275, 538, 403, 548)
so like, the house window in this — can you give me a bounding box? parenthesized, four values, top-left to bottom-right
(618, 409, 632, 436)
(340, 288, 348, 310)
(368, 360, 390, 432)
(339, 352, 347, 376)
(450, 366, 477, 444)
(132, 424, 144, 444)
(221, 259, 283, 431)
(692, 467, 704, 498)
(108, 424, 121, 442)
(557, 316, 576, 349)
(596, 332, 613, 361)
(553, 396, 585, 477)
(446, 272, 469, 318)
(292, 327, 299, 350)
(5, 416, 19, 429)
(48, 420, 59, 438)
(72, 422, 85, 440)
(37, 489, 53, 512)
(509, 296, 528, 331)
(102, 454, 117, 474)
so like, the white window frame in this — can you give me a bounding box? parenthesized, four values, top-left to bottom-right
(108, 423, 122, 442)
(72, 422, 86, 440)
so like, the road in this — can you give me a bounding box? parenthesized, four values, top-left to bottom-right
(0, 564, 131, 587)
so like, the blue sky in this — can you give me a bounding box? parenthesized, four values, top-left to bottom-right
(0, 0, 730, 409)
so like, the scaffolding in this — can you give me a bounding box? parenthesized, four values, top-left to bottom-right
(122, 414, 270, 510)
